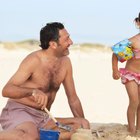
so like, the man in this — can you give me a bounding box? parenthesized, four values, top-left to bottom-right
(0, 22, 90, 140)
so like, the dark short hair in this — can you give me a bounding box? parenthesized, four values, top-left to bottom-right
(134, 12, 140, 22)
(40, 22, 64, 49)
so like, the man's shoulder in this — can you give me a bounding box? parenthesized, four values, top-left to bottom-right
(61, 56, 73, 71)
(21, 50, 41, 65)
(61, 56, 71, 64)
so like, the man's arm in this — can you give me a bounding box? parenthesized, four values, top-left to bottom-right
(63, 57, 85, 118)
(2, 54, 48, 109)
(2, 54, 37, 98)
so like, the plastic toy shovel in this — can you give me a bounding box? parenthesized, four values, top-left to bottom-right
(44, 108, 72, 132)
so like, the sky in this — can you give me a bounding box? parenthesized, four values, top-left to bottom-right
(0, 0, 140, 45)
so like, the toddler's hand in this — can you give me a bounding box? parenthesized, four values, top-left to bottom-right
(112, 70, 120, 80)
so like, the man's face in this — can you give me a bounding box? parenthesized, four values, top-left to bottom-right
(56, 29, 73, 56)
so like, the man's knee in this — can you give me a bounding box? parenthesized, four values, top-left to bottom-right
(20, 134, 39, 140)
(26, 135, 39, 140)
(15, 129, 39, 140)
(81, 118, 90, 128)
(74, 118, 90, 129)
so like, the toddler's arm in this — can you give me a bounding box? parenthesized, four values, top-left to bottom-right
(112, 53, 120, 80)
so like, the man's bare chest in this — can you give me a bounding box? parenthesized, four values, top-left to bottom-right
(32, 60, 66, 91)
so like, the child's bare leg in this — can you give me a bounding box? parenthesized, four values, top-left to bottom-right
(125, 81, 139, 133)
(136, 105, 140, 130)
(136, 86, 140, 130)
(127, 105, 136, 133)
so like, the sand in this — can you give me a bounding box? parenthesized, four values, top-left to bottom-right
(71, 123, 140, 140)
(0, 47, 139, 139)
(90, 123, 140, 140)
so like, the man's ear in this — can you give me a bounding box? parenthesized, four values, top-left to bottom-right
(49, 41, 57, 49)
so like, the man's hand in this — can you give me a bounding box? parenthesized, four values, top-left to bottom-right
(32, 89, 48, 110)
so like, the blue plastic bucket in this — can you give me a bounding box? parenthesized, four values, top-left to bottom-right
(40, 129, 60, 140)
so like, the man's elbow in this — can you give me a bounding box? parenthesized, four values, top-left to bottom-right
(2, 86, 9, 97)
(2, 84, 14, 98)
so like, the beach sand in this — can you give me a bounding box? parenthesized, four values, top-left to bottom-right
(71, 123, 140, 140)
(0, 47, 138, 139)
(90, 123, 140, 140)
